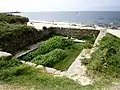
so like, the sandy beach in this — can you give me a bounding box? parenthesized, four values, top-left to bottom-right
(27, 20, 120, 39)
(27, 20, 105, 30)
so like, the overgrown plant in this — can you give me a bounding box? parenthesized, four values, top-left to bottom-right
(82, 34, 120, 78)
(32, 49, 67, 67)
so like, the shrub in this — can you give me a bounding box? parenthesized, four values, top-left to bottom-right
(0, 57, 21, 69)
(20, 36, 72, 61)
(0, 57, 22, 81)
(0, 13, 29, 24)
(43, 26, 47, 30)
(21, 51, 41, 61)
(32, 49, 67, 67)
(37, 36, 73, 54)
(84, 43, 93, 49)
(0, 60, 31, 81)
(0, 23, 41, 53)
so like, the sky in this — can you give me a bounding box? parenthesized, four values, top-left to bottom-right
(0, 0, 120, 11)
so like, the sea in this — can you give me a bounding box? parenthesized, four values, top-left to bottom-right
(19, 11, 120, 26)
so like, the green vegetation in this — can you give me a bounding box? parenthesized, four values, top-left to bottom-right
(32, 49, 67, 67)
(0, 13, 37, 53)
(0, 14, 53, 53)
(0, 57, 114, 90)
(37, 36, 73, 54)
(21, 36, 91, 70)
(54, 43, 87, 70)
(0, 23, 36, 36)
(0, 13, 29, 24)
(0, 57, 21, 81)
(82, 34, 120, 80)
(21, 36, 73, 61)
(0, 23, 41, 53)
(0, 57, 83, 90)
(1, 13, 117, 90)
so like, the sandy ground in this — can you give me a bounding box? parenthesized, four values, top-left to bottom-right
(27, 20, 104, 30)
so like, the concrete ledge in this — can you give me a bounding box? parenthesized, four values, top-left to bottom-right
(107, 29, 120, 38)
(0, 51, 12, 58)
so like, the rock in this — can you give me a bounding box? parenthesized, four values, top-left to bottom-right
(77, 76, 92, 86)
(0, 51, 12, 58)
(73, 39, 86, 43)
(45, 67, 57, 74)
(85, 54, 91, 59)
(54, 75, 60, 77)
(79, 56, 85, 60)
(36, 65, 44, 69)
(25, 62, 36, 67)
(20, 60, 26, 64)
(54, 70, 61, 75)
(60, 71, 67, 77)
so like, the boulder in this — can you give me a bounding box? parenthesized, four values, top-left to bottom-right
(20, 60, 26, 64)
(36, 65, 44, 69)
(54, 70, 61, 75)
(60, 71, 67, 77)
(25, 62, 36, 67)
(45, 67, 57, 74)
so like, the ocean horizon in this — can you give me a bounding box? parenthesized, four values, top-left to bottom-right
(19, 11, 120, 25)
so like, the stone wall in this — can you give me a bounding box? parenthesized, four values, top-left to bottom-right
(48, 27, 100, 39)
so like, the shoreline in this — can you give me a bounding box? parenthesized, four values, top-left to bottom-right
(28, 20, 120, 30)
(27, 20, 120, 38)
(27, 20, 105, 30)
